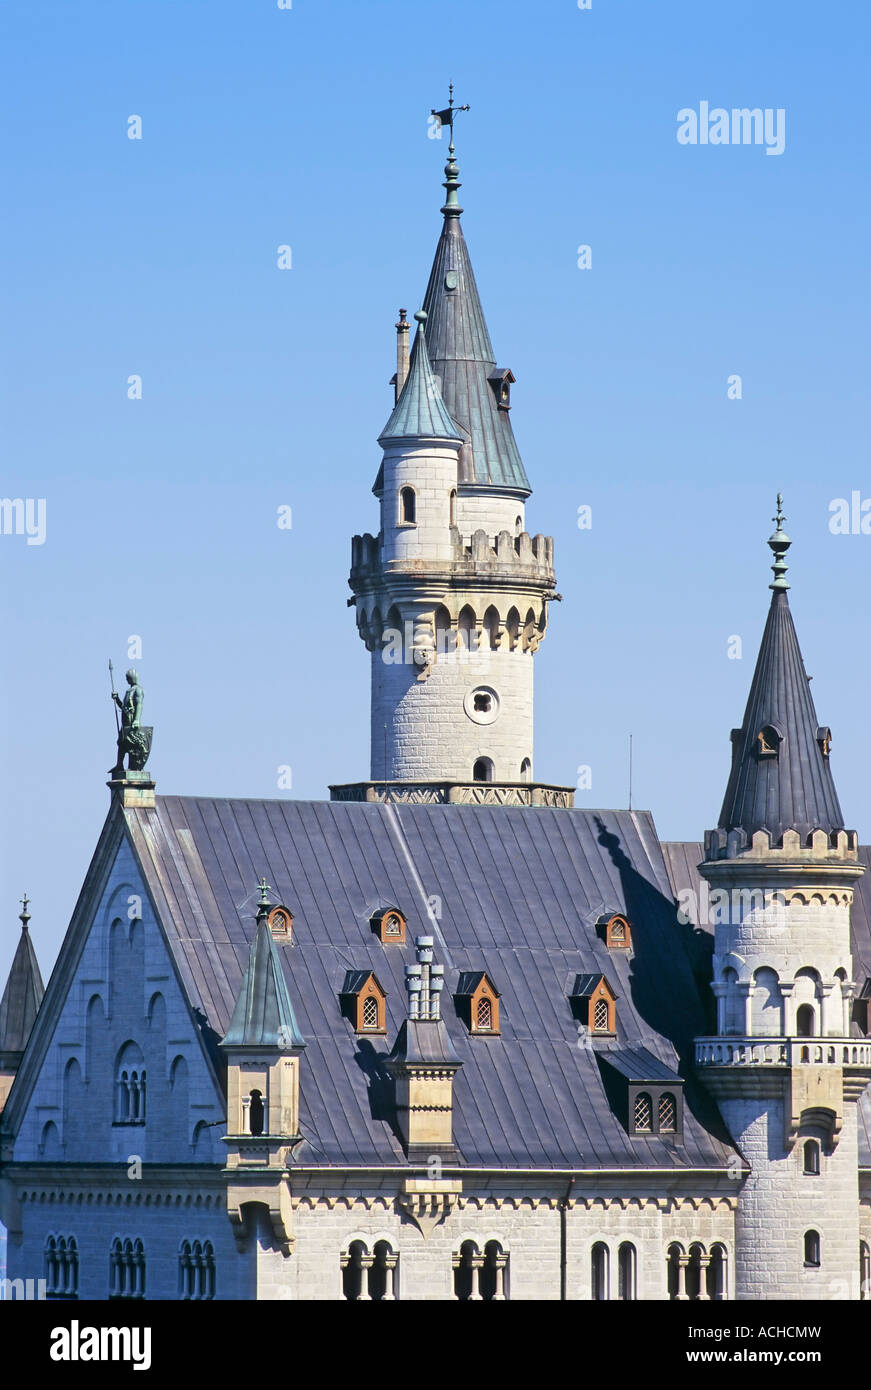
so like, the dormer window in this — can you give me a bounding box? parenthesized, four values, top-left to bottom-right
(757, 724, 782, 757)
(371, 906, 407, 945)
(488, 367, 515, 411)
(341, 970, 387, 1034)
(599, 913, 632, 951)
(600, 1047, 685, 1139)
(456, 971, 501, 1035)
(399, 487, 416, 526)
(267, 904, 293, 940)
(569, 975, 618, 1035)
(816, 726, 832, 758)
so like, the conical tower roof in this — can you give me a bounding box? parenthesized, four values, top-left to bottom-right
(378, 310, 464, 445)
(419, 132, 530, 493)
(717, 499, 845, 844)
(222, 884, 304, 1049)
(0, 898, 45, 1068)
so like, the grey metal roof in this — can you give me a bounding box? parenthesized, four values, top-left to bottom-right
(600, 1046, 683, 1085)
(717, 590, 845, 843)
(221, 918, 305, 1050)
(0, 917, 45, 1068)
(123, 798, 735, 1171)
(378, 319, 464, 447)
(421, 215, 530, 494)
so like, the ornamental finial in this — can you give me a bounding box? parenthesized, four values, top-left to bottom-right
(19, 894, 30, 931)
(257, 877, 273, 920)
(768, 492, 791, 592)
(431, 84, 469, 219)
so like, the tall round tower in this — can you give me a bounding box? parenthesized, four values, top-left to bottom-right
(342, 110, 565, 806)
(695, 499, 871, 1299)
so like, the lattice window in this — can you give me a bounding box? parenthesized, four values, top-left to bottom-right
(634, 1092, 652, 1131)
(362, 995, 379, 1029)
(384, 914, 402, 938)
(610, 919, 625, 942)
(659, 1092, 676, 1132)
(477, 996, 493, 1030)
(593, 998, 609, 1031)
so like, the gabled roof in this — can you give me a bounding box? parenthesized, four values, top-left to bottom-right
(420, 153, 531, 494)
(120, 796, 735, 1171)
(0, 906, 44, 1068)
(717, 513, 845, 843)
(570, 973, 616, 1000)
(378, 315, 464, 447)
(341, 969, 382, 996)
(221, 918, 305, 1050)
(455, 970, 499, 998)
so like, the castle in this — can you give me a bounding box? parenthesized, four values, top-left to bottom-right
(1, 107, 870, 1302)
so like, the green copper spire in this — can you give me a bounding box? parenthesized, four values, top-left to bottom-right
(431, 84, 469, 219)
(768, 493, 791, 591)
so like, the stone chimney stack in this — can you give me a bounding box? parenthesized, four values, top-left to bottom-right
(386, 935, 461, 1159)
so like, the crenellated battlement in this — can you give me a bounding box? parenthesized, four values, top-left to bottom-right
(350, 527, 555, 589)
(703, 824, 859, 864)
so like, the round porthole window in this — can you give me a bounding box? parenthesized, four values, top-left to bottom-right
(464, 686, 500, 725)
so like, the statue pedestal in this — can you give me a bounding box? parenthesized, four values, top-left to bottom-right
(107, 770, 156, 809)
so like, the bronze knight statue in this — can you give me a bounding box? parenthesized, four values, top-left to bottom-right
(109, 665, 153, 776)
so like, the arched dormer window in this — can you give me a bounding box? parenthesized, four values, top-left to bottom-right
(803, 1139, 821, 1175)
(804, 1230, 821, 1267)
(757, 724, 782, 757)
(634, 1092, 652, 1132)
(658, 1092, 677, 1132)
(399, 486, 416, 526)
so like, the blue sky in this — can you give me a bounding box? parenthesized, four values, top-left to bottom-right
(0, 0, 869, 980)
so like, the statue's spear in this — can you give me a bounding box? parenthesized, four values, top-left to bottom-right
(109, 659, 120, 734)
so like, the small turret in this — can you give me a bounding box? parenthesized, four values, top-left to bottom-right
(695, 501, 870, 1301)
(0, 897, 45, 1114)
(220, 879, 305, 1256)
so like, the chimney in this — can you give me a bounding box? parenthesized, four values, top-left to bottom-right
(394, 308, 410, 401)
(386, 935, 461, 1159)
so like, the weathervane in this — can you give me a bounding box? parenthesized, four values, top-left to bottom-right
(431, 83, 469, 151)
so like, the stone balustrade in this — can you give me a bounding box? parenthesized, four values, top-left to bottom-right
(695, 1037, 871, 1068)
